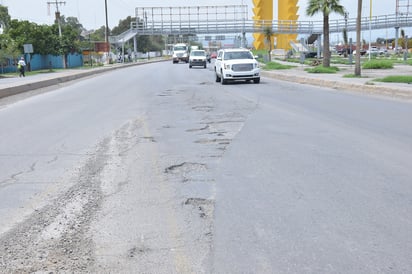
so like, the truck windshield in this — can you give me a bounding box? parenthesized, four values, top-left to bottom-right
(174, 46, 186, 51)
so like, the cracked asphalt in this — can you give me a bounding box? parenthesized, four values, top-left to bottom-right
(1, 59, 411, 273)
(0, 62, 256, 272)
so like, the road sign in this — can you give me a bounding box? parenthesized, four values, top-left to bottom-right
(23, 44, 34, 53)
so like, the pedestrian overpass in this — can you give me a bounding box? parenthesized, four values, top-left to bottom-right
(109, 5, 412, 52)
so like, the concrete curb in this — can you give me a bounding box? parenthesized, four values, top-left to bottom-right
(0, 59, 166, 99)
(261, 71, 412, 100)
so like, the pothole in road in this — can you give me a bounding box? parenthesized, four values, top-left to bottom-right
(199, 82, 213, 85)
(186, 125, 209, 132)
(127, 246, 151, 258)
(192, 105, 214, 112)
(195, 138, 231, 145)
(164, 162, 207, 175)
(184, 198, 213, 219)
(140, 136, 156, 143)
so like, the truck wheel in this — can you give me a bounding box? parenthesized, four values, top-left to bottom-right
(215, 71, 221, 82)
(221, 75, 227, 85)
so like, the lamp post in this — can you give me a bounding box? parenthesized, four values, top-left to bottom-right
(241, 0, 246, 48)
(368, 0, 372, 60)
(105, 0, 110, 63)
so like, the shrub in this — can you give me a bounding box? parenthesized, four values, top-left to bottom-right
(305, 66, 339, 73)
(362, 60, 394, 69)
(343, 74, 368, 78)
(375, 75, 412, 83)
(263, 62, 295, 70)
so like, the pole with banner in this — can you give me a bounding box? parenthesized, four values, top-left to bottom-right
(23, 44, 33, 71)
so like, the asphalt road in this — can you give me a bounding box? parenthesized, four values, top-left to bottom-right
(0, 61, 411, 273)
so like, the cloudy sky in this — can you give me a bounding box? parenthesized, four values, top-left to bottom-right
(2, 0, 405, 43)
(1, 0, 396, 30)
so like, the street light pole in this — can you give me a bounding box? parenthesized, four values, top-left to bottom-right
(369, 0, 372, 60)
(105, 0, 111, 63)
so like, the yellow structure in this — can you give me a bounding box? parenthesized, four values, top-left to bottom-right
(277, 0, 299, 50)
(252, 0, 299, 50)
(252, 0, 273, 50)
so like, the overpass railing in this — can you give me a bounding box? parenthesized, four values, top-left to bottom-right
(109, 13, 412, 44)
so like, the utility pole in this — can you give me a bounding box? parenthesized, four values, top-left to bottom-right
(47, 0, 66, 68)
(47, 0, 66, 37)
(105, 0, 109, 43)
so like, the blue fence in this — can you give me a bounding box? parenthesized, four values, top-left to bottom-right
(0, 53, 83, 74)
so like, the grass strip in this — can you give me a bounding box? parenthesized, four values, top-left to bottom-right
(375, 75, 412, 83)
(263, 61, 295, 70)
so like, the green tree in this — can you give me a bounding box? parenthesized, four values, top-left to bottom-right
(7, 20, 38, 53)
(111, 16, 135, 36)
(306, 0, 345, 67)
(61, 16, 85, 36)
(0, 5, 11, 30)
(55, 24, 81, 55)
(90, 26, 107, 41)
(0, 33, 20, 71)
(7, 19, 80, 56)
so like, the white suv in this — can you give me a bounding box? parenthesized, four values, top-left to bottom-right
(214, 48, 260, 84)
(189, 50, 207, 68)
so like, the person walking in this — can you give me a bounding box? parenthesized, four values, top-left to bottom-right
(17, 57, 26, 77)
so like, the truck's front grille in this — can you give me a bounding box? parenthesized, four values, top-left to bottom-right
(232, 64, 254, 71)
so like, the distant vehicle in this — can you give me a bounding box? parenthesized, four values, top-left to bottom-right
(172, 43, 189, 63)
(206, 53, 211, 63)
(337, 48, 352, 56)
(378, 48, 388, 55)
(214, 48, 260, 84)
(210, 52, 217, 59)
(367, 46, 379, 55)
(352, 49, 367, 56)
(304, 51, 317, 58)
(190, 45, 199, 51)
(189, 50, 207, 68)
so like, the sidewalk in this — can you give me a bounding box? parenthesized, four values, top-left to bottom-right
(261, 62, 412, 100)
(0, 60, 163, 100)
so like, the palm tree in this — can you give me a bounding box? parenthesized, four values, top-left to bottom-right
(343, 28, 348, 57)
(263, 26, 274, 62)
(355, 0, 362, 76)
(306, 0, 345, 67)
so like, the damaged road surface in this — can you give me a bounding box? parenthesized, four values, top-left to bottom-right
(1, 62, 412, 273)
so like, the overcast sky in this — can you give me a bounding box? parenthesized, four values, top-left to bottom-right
(2, 0, 406, 43)
(1, 0, 396, 30)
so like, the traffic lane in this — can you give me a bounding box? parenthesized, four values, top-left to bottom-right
(212, 78, 412, 273)
(0, 61, 221, 272)
(88, 63, 229, 272)
(0, 63, 167, 236)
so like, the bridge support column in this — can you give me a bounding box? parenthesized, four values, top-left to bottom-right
(252, 0, 273, 50)
(317, 34, 321, 59)
(277, 0, 299, 51)
(395, 26, 400, 54)
(134, 35, 137, 55)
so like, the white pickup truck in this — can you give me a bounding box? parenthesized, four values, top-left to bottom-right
(214, 48, 260, 84)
